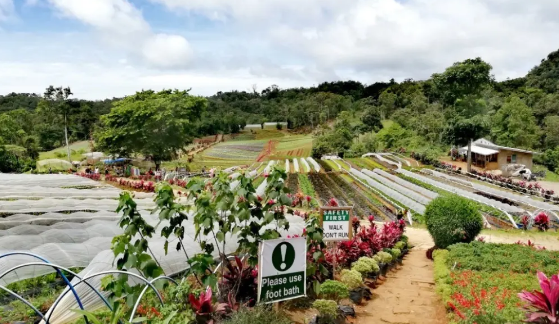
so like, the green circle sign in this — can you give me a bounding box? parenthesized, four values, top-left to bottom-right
(272, 242, 296, 272)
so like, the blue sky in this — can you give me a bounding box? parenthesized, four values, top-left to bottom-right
(0, 0, 558, 99)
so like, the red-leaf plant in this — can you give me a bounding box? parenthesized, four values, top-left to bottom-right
(189, 287, 215, 324)
(325, 218, 405, 267)
(534, 212, 550, 232)
(518, 271, 559, 323)
(219, 256, 257, 307)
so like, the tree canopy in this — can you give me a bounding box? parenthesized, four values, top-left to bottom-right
(2, 47, 559, 171)
(94, 90, 207, 164)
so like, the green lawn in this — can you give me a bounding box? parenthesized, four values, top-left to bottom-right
(533, 164, 559, 182)
(39, 141, 91, 161)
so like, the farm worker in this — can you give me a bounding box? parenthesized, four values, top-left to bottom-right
(95, 167, 99, 174)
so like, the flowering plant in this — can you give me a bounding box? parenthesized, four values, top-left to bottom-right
(534, 212, 550, 231)
(518, 271, 559, 323)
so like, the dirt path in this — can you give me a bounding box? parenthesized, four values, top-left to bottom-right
(354, 248, 447, 324)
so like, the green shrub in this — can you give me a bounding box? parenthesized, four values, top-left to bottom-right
(390, 248, 401, 259)
(318, 280, 349, 301)
(357, 257, 380, 274)
(432, 249, 452, 302)
(351, 260, 372, 277)
(312, 299, 338, 319)
(424, 194, 483, 248)
(373, 251, 392, 264)
(339, 269, 362, 289)
(394, 241, 406, 250)
(448, 241, 559, 275)
(222, 306, 292, 324)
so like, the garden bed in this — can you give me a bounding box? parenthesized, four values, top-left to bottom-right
(433, 241, 559, 324)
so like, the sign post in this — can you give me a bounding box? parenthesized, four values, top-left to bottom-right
(320, 206, 353, 242)
(257, 237, 306, 304)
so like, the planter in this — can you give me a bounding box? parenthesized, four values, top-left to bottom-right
(379, 263, 388, 276)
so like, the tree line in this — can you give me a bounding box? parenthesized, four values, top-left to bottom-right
(1, 48, 559, 172)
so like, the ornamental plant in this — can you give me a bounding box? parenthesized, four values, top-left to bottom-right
(313, 299, 338, 324)
(534, 212, 550, 232)
(351, 260, 374, 277)
(374, 251, 393, 264)
(318, 280, 350, 301)
(339, 269, 363, 290)
(356, 257, 380, 275)
(518, 271, 559, 323)
(390, 248, 402, 259)
(394, 241, 406, 250)
(424, 195, 483, 249)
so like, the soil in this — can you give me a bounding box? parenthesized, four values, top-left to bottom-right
(352, 237, 447, 324)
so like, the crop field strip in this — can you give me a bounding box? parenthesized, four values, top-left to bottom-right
(321, 173, 379, 219)
(286, 173, 299, 194)
(308, 172, 346, 206)
(398, 169, 518, 228)
(340, 173, 397, 220)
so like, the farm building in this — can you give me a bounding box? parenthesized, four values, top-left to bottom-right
(458, 138, 538, 170)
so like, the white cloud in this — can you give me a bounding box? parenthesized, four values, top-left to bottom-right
(0, 0, 15, 22)
(152, 0, 559, 81)
(44, 0, 194, 68)
(2, 0, 559, 98)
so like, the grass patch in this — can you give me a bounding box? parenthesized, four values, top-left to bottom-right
(434, 242, 559, 324)
(39, 141, 91, 161)
(533, 164, 559, 182)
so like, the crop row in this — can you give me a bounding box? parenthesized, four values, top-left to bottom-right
(307, 173, 348, 206)
(298, 174, 317, 201)
(396, 173, 511, 227)
(318, 159, 333, 172)
(286, 173, 299, 194)
(347, 176, 397, 221)
(328, 173, 383, 220)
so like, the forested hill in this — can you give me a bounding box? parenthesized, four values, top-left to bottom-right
(2, 48, 559, 173)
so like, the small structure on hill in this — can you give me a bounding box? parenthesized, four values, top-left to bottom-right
(458, 138, 538, 171)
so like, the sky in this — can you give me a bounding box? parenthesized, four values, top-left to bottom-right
(0, 0, 558, 99)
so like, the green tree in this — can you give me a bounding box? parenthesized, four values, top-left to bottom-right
(431, 57, 493, 107)
(491, 96, 540, 149)
(95, 90, 207, 168)
(43, 86, 73, 162)
(543, 116, 559, 149)
(378, 91, 397, 119)
(433, 58, 493, 171)
(360, 107, 382, 132)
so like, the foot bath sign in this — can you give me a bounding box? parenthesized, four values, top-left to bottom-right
(320, 206, 353, 242)
(257, 237, 306, 303)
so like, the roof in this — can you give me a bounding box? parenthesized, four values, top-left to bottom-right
(459, 145, 499, 156)
(472, 139, 540, 155)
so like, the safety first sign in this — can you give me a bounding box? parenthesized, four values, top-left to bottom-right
(257, 237, 306, 303)
(320, 207, 353, 242)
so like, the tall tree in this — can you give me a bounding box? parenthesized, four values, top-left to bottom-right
(43, 85, 73, 162)
(543, 116, 559, 149)
(491, 96, 540, 149)
(94, 90, 207, 168)
(432, 58, 493, 171)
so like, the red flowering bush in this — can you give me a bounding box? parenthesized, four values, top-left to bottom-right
(77, 172, 101, 181)
(534, 212, 550, 232)
(325, 218, 405, 267)
(518, 271, 559, 323)
(447, 272, 510, 324)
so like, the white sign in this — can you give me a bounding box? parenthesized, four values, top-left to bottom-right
(257, 237, 306, 303)
(321, 207, 353, 242)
